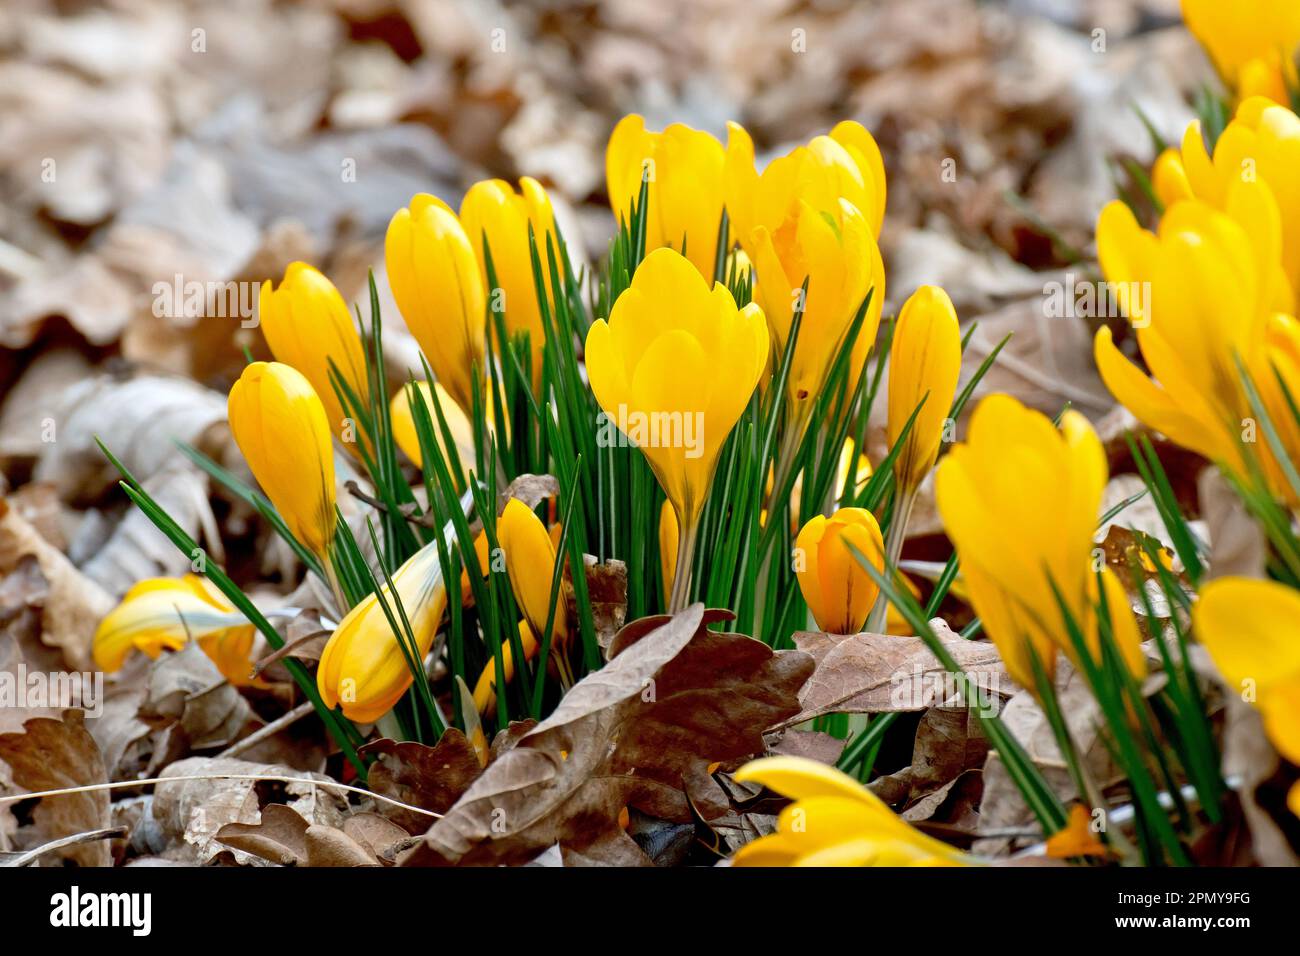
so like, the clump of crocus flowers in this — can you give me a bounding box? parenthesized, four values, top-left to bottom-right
(94, 14, 1300, 871)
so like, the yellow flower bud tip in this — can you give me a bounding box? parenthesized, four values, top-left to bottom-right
(498, 498, 567, 646)
(473, 620, 539, 714)
(658, 498, 679, 606)
(795, 507, 885, 635)
(731, 756, 971, 867)
(227, 361, 337, 561)
(385, 195, 486, 414)
(935, 394, 1106, 694)
(606, 114, 728, 278)
(318, 543, 448, 723)
(585, 247, 769, 531)
(1180, 0, 1300, 105)
(257, 262, 368, 449)
(459, 177, 557, 384)
(887, 285, 962, 493)
(92, 575, 258, 687)
(389, 380, 476, 477)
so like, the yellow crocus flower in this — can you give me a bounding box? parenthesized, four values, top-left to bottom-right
(731, 756, 972, 866)
(1149, 98, 1300, 303)
(724, 121, 886, 416)
(1180, 0, 1300, 105)
(497, 498, 567, 650)
(1094, 191, 1300, 502)
(389, 380, 477, 480)
(227, 361, 337, 561)
(93, 575, 259, 687)
(1194, 577, 1300, 817)
(257, 262, 369, 450)
(887, 285, 962, 494)
(317, 542, 448, 723)
(794, 508, 885, 635)
(605, 114, 727, 278)
(585, 248, 769, 607)
(459, 177, 557, 386)
(935, 395, 1106, 692)
(385, 194, 486, 415)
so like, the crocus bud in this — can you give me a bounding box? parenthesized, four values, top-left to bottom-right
(658, 498, 678, 606)
(794, 508, 885, 635)
(459, 177, 558, 386)
(605, 115, 727, 279)
(227, 361, 337, 561)
(390, 380, 477, 480)
(93, 576, 258, 687)
(473, 620, 538, 714)
(887, 285, 961, 493)
(317, 543, 448, 723)
(498, 498, 567, 649)
(385, 194, 486, 415)
(258, 262, 369, 449)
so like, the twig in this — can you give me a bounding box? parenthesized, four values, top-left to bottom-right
(217, 701, 316, 758)
(1, 827, 127, 867)
(0, 774, 442, 820)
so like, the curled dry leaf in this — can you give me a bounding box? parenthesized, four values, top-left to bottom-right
(499, 473, 560, 514)
(358, 731, 484, 834)
(214, 803, 393, 867)
(151, 756, 345, 864)
(791, 624, 1010, 724)
(0, 709, 111, 866)
(406, 605, 812, 867)
(0, 495, 114, 670)
(583, 556, 628, 656)
(142, 642, 256, 751)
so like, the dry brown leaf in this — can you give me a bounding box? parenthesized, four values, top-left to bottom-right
(142, 643, 256, 750)
(584, 556, 628, 656)
(791, 625, 1010, 723)
(214, 803, 310, 866)
(151, 756, 345, 864)
(0, 497, 113, 670)
(407, 605, 812, 866)
(359, 731, 484, 834)
(0, 709, 111, 866)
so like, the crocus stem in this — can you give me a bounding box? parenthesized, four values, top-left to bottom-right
(866, 484, 916, 633)
(669, 517, 700, 612)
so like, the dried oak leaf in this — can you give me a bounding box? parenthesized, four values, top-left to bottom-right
(214, 803, 386, 867)
(790, 623, 1010, 723)
(406, 605, 812, 867)
(0, 709, 111, 866)
(359, 730, 484, 834)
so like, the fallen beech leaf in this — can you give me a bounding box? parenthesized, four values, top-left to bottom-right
(0, 709, 111, 866)
(342, 812, 412, 863)
(304, 824, 380, 867)
(214, 803, 309, 865)
(359, 731, 484, 833)
(151, 756, 344, 864)
(142, 643, 255, 750)
(0, 496, 114, 670)
(407, 605, 812, 866)
(791, 624, 1010, 723)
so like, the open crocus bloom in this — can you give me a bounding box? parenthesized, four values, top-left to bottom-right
(732, 756, 972, 866)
